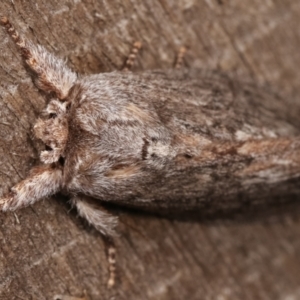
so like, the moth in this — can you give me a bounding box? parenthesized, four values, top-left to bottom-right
(1, 16, 300, 239)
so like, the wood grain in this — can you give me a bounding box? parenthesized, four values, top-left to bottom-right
(1, 1, 300, 299)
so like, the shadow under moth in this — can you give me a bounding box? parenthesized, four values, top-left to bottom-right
(1, 16, 300, 239)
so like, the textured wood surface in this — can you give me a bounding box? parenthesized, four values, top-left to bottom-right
(1, 1, 300, 299)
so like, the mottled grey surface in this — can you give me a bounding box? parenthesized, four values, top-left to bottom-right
(1, 1, 300, 300)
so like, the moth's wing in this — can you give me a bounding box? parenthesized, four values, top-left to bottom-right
(62, 69, 300, 212)
(70, 69, 299, 140)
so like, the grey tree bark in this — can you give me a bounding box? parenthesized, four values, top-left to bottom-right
(1, 1, 300, 299)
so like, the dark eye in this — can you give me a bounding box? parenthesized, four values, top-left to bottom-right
(49, 113, 57, 119)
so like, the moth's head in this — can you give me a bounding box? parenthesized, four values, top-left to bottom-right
(34, 99, 69, 164)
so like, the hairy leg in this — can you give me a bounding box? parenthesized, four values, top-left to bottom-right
(71, 196, 118, 236)
(0, 164, 62, 211)
(0, 17, 77, 100)
(71, 196, 118, 287)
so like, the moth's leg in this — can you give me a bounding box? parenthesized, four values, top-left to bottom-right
(71, 196, 118, 287)
(106, 241, 117, 288)
(0, 164, 62, 211)
(71, 196, 118, 236)
(54, 291, 88, 300)
(122, 41, 142, 71)
(0, 17, 77, 100)
(174, 46, 187, 69)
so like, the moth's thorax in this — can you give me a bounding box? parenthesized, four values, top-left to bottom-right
(62, 75, 178, 197)
(34, 99, 69, 164)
